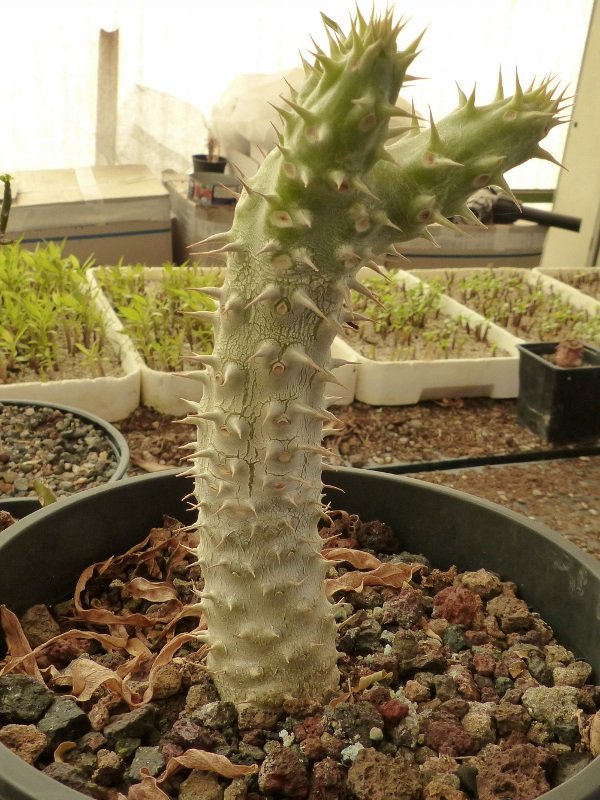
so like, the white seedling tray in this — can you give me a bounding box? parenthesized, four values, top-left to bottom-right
(532, 267, 600, 315)
(90, 267, 357, 416)
(338, 269, 522, 406)
(0, 280, 140, 422)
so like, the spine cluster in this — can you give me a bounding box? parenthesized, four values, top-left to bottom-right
(184, 10, 564, 706)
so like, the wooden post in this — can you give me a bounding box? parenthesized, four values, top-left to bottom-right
(96, 29, 119, 165)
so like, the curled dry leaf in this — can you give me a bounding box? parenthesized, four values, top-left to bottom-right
(353, 669, 394, 692)
(139, 631, 205, 706)
(158, 748, 258, 781)
(0, 606, 44, 681)
(74, 563, 184, 629)
(421, 617, 443, 642)
(72, 522, 192, 630)
(328, 669, 393, 708)
(126, 577, 180, 603)
(151, 603, 205, 648)
(53, 741, 77, 763)
(590, 711, 600, 757)
(325, 561, 420, 597)
(131, 453, 176, 473)
(68, 657, 139, 706)
(322, 547, 381, 570)
(0, 627, 131, 679)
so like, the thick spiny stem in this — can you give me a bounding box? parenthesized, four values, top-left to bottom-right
(187, 11, 562, 706)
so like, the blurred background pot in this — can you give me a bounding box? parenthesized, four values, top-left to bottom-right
(0, 399, 130, 518)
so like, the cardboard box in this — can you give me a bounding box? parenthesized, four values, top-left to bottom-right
(163, 170, 236, 264)
(6, 165, 172, 265)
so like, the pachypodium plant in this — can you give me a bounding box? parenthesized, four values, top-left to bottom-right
(184, 9, 564, 707)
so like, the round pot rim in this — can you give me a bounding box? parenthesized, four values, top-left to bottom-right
(0, 467, 598, 800)
(4, 466, 599, 580)
(0, 398, 130, 504)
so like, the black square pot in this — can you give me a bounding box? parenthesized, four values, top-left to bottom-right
(517, 342, 600, 443)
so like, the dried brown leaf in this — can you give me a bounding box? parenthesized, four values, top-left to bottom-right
(353, 670, 393, 692)
(131, 454, 176, 473)
(328, 691, 351, 709)
(126, 577, 179, 603)
(139, 632, 204, 705)
(159, 748, 258, 781)
(322, 547, 381, 570)
(74, 563, 183, 628)
(53, 741, 77, 762)
(0, 605, 44, 681)
(1, 628, 128, 679)
(590, 711, 600, 757)
(325, 561, 419, 597)
(68, 657, 137, 705)
(328, 669, 393, 708)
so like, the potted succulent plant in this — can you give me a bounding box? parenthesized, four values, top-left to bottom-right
(192, 132, 227, 174)
(517, 340, 600, 442)
(2, 9, 598, 800)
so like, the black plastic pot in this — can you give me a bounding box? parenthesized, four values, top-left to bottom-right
(0, 498, 42, 518)
(517, 342, 600, 443)
(0, 399, 130, 518)
(0, 468, 599, 799)
(191, 154, 227, 173)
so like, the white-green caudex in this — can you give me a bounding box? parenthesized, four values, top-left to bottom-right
(184, 10, 565, 706)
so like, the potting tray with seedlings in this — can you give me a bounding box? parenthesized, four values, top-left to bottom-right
(0, 243, 120, 383)
(91, 264, 356, 413)
(0, 242, 139, 421)
(336, 269, 521, 405)
(413, 267, 600, 345)
(345, 272, 511, 361)
(90, 264, 224, 416)
(92, 264, 222, 374)
(534, 267, 600, 304)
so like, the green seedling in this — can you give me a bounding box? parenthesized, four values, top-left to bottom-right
(429, 269, 599, 345)
(0, 242, 112, 382)
(96, 263, 224, 371)
(347, 274, 499, 361)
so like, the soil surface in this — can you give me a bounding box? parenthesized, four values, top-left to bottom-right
(114, 399, 600, 561)
(0, 403, 121, 500)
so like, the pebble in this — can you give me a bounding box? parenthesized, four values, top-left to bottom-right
(38, 698, 91, 752)
(179, 769, 224, 800)
(0, 723, 47, 764)
(347, 748, 421, 800)
(0, 674, 55, 724)
(127, 746, 165, 781)
(258, 745, 310, 797)
(340, 742, 365, 763)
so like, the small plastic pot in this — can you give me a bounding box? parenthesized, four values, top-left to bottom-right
(517, 342, 600, 442)
(191, 154, 227, 173)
